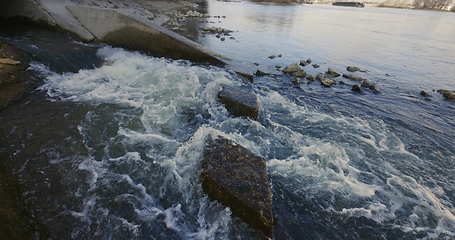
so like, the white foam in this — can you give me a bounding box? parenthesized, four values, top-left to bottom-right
(33, 46, 454, 238)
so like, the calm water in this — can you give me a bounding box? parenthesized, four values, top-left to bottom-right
(198, 2, 455, 91)
(2, 2, 455, 240)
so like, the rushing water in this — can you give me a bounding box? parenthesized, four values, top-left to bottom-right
(3, 2, 455, 240)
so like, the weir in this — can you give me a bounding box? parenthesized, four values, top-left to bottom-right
(0, 0, 225, 66)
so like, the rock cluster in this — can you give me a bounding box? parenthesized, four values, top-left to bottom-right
(201, 135, 274, 238)
(274, 62, 380, 93)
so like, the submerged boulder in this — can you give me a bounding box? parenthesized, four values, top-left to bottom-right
(218, 85, 260, 120)
(201, 135, 274, 238)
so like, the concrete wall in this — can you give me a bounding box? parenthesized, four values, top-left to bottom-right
(0, 1, 225, 65)
(68, 6, 225, 65)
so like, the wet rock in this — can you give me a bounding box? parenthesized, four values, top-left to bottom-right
(292, 77, 301, 84)
(326, 68, 341, 78)
(316, 73, 324, 82)
(255, 70, 269, 76)
(218, 85, 260, 120)
(312, 64, 320, 68)
(292, 69, 306, 77)
(352, 84, 362, 93)
(299, 60, 308, 66)
(361, 79, 370, 88)
(277, 54, 282, 58)
(321, 78, 336, 87)
(369, 83, 378, 91)
(437, 89, 455, 101)
(420, 90, 430, 97)
(347, 66, 360, 72)
(268, 55, 276, 59)
(306, 75, 315, 81)
(306, 58, 312, 64)
(201, 135, 274, 238)
(339, 80, 346, 85)
(282, 63, 306, 77)
(342, 74, 365, 82)
(0, 58, 21, 65)
(282, 63, 301, 73)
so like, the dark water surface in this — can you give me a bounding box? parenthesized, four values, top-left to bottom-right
(1, 4, 455, 240)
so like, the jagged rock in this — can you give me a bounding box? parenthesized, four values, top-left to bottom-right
(361, 79, 370, 88)
(282, 63, 301, 74)
(420, 90, 430, 97)
(255, 70, 269, 76)
(299, 60, 308, 66)
(0, 58, 20, 65)
(292, 69, 306, 77)
(347, 66, 360, 72)
(437, 90, 455, 101)
(218, 85, 260, 120)
(201, 135, 274, 238)
(321, 78, 336, 87)
(369, 83, 378, 91)
(312, 64, 320, 68)
(316, 73, 324, 81)
(342, 74, 365, 82)
(326, 68, 341, 78)
(352, 84, 362, 93)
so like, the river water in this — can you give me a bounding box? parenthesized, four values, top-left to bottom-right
(2, 2, 455, 240)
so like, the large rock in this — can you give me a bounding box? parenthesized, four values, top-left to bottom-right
(321, 78, 336, 87)
(326, 68, 341, 78)
(342, 74, 365, 82)
(437, 90, 455, 101)
(347, 66, 360, 72)
(282, 63, 301, 74)
(218, 85, 260, 120)
(201, 135, 274, 238)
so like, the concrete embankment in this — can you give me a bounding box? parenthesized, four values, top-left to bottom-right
(0, 0, 225, 65)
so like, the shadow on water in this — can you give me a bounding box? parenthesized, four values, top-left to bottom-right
(0, 18, 104, 238)
(0, 17, 104, 73)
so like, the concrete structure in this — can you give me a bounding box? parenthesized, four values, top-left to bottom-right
(0, 0, 224, 65)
